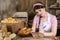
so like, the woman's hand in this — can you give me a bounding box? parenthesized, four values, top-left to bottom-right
(39, 30, 44, 34)
(32, 32, 40, 39)
(39, 27, 44, 34)
(39, 27, 44, 37)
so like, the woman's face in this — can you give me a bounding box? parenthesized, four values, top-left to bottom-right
(35, 8, 45, 16)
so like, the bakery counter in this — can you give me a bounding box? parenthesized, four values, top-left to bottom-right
(13, 35, 60, 40)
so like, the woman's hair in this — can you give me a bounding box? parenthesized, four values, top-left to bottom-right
(33, 2, 45, 11)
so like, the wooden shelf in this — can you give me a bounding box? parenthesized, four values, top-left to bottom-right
(49, 7, 60, 10)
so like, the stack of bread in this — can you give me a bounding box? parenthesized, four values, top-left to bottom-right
(18, 27, 32, 35)
(1, 17, 24, 33)
(0, 32, 16, 40)
(1, 17, 18, 23)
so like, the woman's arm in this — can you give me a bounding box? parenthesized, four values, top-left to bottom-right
(32, 20, 39, 38)
(39, 16, 57, 37)
(44, 25, 57, 37)
(31, 15, 40, 38)
(32, 22, 36, 32)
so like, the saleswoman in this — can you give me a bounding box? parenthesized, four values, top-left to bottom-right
(32, 2, 57, 38)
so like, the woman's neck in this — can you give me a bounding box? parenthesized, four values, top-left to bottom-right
(41, 12, 48, 18)
(41, 12, 48, 22)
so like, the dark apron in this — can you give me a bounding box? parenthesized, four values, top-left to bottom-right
(35, 16, 42, 32)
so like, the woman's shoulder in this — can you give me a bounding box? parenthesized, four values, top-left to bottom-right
(50, 14, 57, 19)
(34, 15, 39, 19)
(47, 12, 56, 18)
(50, 14, 57, 23)
(33, 15, 39, 23)
(50, 14, 57, 26)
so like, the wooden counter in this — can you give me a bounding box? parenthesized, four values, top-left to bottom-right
(13, 36, 60, 40)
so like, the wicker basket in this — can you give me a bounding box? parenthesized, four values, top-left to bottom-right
(1, 21, 24, 33)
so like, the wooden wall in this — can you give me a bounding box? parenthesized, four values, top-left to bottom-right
(0, 0, 56, 20)
(0, 0, 17, 20)
(17, 0, 46, 13)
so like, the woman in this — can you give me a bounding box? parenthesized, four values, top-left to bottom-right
(32, 2, 57, 38)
